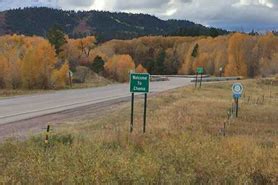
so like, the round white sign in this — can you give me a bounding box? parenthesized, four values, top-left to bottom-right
(232, 83, 244, 95)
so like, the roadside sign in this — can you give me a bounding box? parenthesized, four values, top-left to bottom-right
(232, 83, 244, 98)
(233, 94, 241, 99)
(130, 73, 150, 93)
(232, 83, 243, 118)
(197, 67, 204, 74)
(195, 67, 204, 88)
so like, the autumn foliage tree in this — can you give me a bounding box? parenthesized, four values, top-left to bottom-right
(21, 39, 57, 89)
(51, 63, 69, 89)
(225, 33, 248, 76)
(104, 55, 135, 82)
(0, 35, 69, 89)
(61, 36, 96, 69)
(0, 55, 5, 88)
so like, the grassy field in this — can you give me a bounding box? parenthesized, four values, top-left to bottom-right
(0, 79, 278, 184)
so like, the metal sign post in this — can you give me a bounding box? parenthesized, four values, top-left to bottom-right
(130, 93, 135, 132)
(130, 73, 150, 133)
(68, 70, 73, 88)
(219, 67, 224, 77)
(143, 93, 148, 133)
(200, 72, 203, 88)
(232, 83, 244, 118)
(195, 72, 198, 88)
(235, 98, 239, 117)
(44, 124, 51, 152)
(45, 125, 50, 144)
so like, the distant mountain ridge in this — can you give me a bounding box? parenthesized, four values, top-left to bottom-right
(0, 7, 229, 41)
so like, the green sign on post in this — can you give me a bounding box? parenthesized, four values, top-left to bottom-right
(130, 73, 150, 93)
(195, 67, 204, 88)
(129, 73, 150, 134)
(197, 67, 204, 74)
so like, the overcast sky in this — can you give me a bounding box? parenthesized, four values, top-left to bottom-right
(0, 0, 277, 31)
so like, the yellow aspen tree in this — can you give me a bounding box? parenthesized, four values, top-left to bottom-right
(3, 48, 22, 89)
(51, 63, 69, 89)
(225, 33, 248, 76)
(22, 39, 56, 89)
(0, 55, 7, 88)
(105, 55, 135, 82)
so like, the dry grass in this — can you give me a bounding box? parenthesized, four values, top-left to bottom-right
(70, 72, 114, 89)
(0, 79, 277, 184)
(0, 73, 113, 98)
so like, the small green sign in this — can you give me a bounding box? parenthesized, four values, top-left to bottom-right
(197, 67, 204, 74)
(130, 73, 150, 93)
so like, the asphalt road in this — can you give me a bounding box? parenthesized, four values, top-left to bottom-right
(0, 77, 192, 125)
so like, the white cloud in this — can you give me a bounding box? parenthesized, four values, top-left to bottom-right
(91, 1, 107, 10)
(164, 8, 177, 16)
(58, 0, 95, 10)
(233, 0, 276, 8)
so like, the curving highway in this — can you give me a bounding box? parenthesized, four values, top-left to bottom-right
(0, 77, 192, 125)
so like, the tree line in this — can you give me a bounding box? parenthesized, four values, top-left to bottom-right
(0, 32, 277, 90)
(88, 33, 278, 78)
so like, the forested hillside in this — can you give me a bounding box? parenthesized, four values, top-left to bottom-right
(0, 7, 228, 42)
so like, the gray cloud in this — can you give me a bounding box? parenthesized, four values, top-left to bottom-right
(0, 0, 277, 31)
(113, 0, 170, 10)
(58, 0, 95, 9)
(59, 0, 94, 7)
(157, 0, 278, 31)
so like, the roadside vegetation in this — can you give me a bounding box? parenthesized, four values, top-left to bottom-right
(94, 33, 278, 78)
(0, 72, 112, 98)
(0, 78, 277, 184)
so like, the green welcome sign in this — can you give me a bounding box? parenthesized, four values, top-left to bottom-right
(197, 67, 204, 74)
(130, 73, 150, 93)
